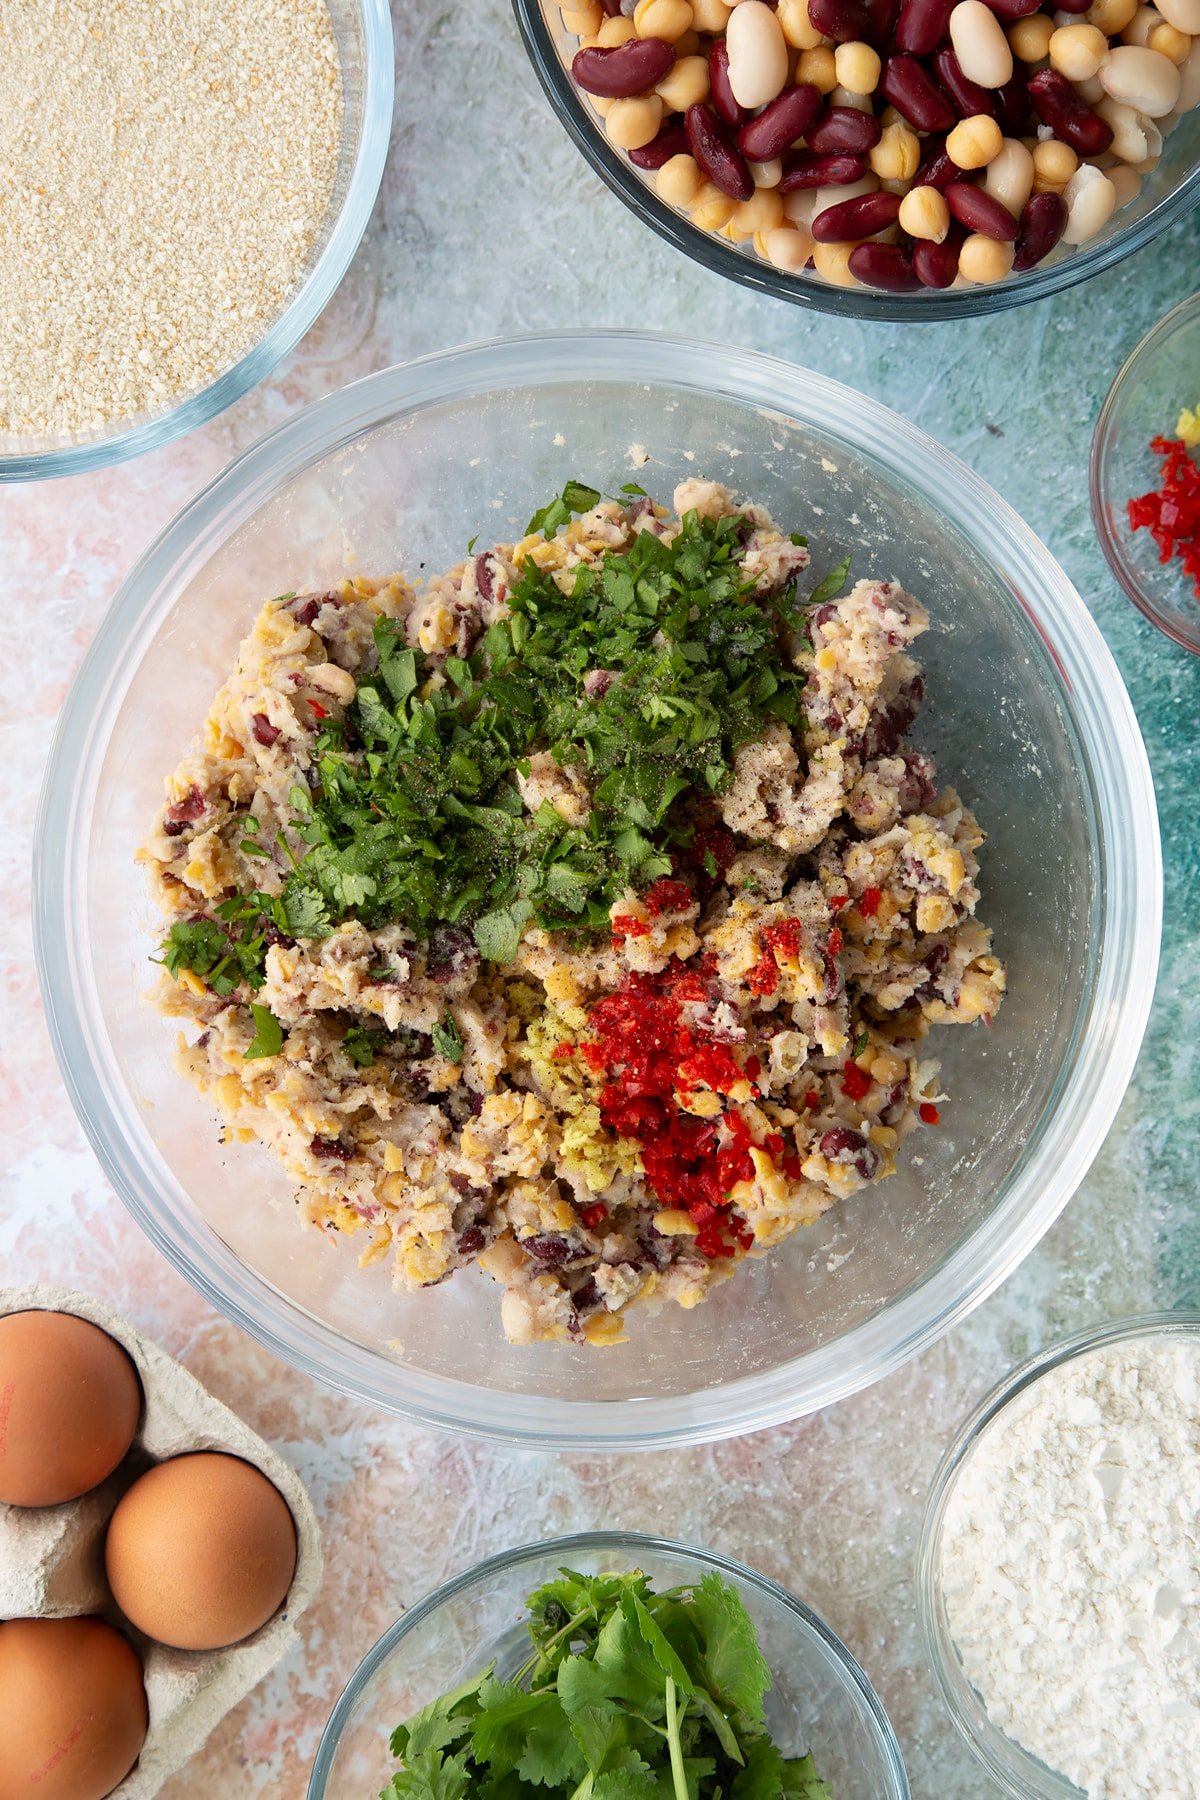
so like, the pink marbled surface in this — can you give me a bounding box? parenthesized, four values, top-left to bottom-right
(2, 1, 1194, 1793)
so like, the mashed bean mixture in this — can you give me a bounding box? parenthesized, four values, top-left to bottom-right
(141, 482, 1005, 1345)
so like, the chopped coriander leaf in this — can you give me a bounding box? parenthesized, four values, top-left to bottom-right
(243, 1003, 284, 1060)
(343, 1022, 389, 1067)
(383, 1568, 832, 1800)
(806, 555, 852, 609)
(620, 482, 648, 496)
(526, 480, 602, 536)
(163, 494, 812, 990)
(431, 1013, 464, 1062)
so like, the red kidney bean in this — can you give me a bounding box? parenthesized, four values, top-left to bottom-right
(628, 123, 691, 168)
(779, 150, 870, 189)
(932, 47, 999, 119)
(995, 66, 1028, 134)
(812, 189, 901, 239)
(863, 0, 902, 45)
(981, 0, 1042, 16)
(736, 84, 823, 159)
(807, 0, 874, 41)
(572, 38, 676, 98)
(879, 55, 957, 131)
(1013, 190, 1068, 269)
(912, 231, 963, 285)
(848, 242, 923, 288)
(1027, 69, 1114, 155)
(708, 40, 749, 128)
(916, 136, 964, 190)
(895, 0, 957, 55)
(807, 104, 884, 153)
(945, 181, 1018, 238)
(685, 102, 755, 199)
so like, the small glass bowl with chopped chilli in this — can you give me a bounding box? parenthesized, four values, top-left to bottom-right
(34, 332, 1160, 1449)
(0, 0, 393, 483)
(307, 1531, 909, 1800)
(1091, 291, 1200, 656)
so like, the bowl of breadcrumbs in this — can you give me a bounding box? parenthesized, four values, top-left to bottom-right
(0, 0, 393, 481)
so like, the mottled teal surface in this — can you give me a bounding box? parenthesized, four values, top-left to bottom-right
(3, 5, 1197, 1792)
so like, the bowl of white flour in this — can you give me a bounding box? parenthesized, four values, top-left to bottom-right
(918, 1313, 1200, 1800)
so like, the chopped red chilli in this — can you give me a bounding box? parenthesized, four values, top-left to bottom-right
(841, 1061, 872, 1103)
(1128, 436, 1200, 603)
(919, 1101, 941, 1124)
(858, 885, 882, 917)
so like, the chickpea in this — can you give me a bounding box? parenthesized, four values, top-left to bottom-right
(946, 112, 1004, 167)
(1086, 0, 1139, 30)
(898, 183, 951, 240)
(958, 232, 1015, 282)
(690, 0, 733, 30)
(1049, 21, 1111, 78)
(634, 0, 695, 41)
(834, 39, 882, 92)
(605, 94, 664, 149)
(655, 53, 711, 110)
(812, 240, 861, 285)
(869, 119, 921, 179)
(1120, 4, 1161, 45)
(655, 152, 704, 207)
(1009, 12, 1055, 59)
(596, 14, 637, 45)
(690, 181, 737, 229)
(561, 3, 602, 35)
(1031, 136, 1079, 188)
(1149, 19, 1192, 58)
(730, 186, 786, 233)
(764, 224, 815, 269)
(674, 30, 702, 55)
(777, 0, 825, 48)
(796, 45, 838, 90)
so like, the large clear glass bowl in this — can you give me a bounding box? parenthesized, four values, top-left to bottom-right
(1091, 291, 1200, 657)
(511, 0, 1200, 322)
(916, 1313, 1200, 1799)
(0, 0, 394, 483)
(307, 1532, 910, 1800)
(33, 331, 1161, 1449)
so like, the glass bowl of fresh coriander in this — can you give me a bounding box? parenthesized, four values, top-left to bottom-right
(307, 1532, 909, 1800)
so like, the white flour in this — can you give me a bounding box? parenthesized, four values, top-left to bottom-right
(940, 1333, 1200, 1800)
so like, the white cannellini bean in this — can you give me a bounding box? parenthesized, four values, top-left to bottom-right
(1120, 3, 1162, 43)
(1156, 0, 1200, 28)
(725, 0, 789, 107)
(782, 187, 821, 226)
(1074, 73, 1107, 100)
(1099, 43, 1183, 111)
(748, 157, 784, 186)
(950, 0, 1015, 85)
(812, 173, 878, 212)
(983, 137, 1035, 210)
(1062, 162, 1118, 238)
(1096, 92, 1162, 152)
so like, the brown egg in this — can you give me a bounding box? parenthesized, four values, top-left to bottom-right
(0, 1616, 147, 1800)
(105, 1451, 298, 1650)
(0, 1311, 142, 1507)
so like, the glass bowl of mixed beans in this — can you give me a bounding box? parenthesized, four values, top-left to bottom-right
(512, 0, 1200, 314)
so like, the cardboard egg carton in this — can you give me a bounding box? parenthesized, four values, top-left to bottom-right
(0, 1286, 323, 1797)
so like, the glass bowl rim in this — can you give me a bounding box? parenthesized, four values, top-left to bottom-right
(1089, 289, 1200, 657)
(32, 327, 1163, 1450)
(306, 1527, 911, 1800)
(915, 1309, 1200, 1799)
(0, 0, 395, 484)
(509, 0, 1200, 323)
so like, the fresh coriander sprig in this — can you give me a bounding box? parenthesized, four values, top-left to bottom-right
(382, 1568, 832, 1800)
